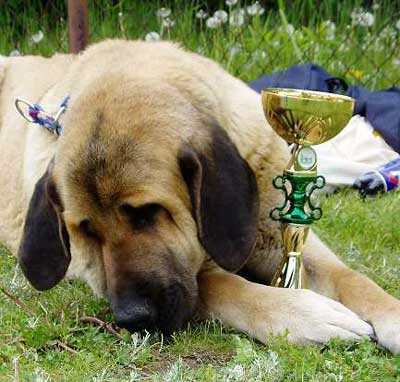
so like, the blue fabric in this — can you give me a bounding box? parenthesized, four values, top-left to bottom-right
(248, 64, 400, 153)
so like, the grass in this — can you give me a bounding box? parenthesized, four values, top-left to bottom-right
(1, 1, 400, 381)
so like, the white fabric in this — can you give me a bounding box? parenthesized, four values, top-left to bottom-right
(314, 115, 399, 188)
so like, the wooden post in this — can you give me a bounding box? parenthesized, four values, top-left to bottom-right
(68, 0, 88, 53)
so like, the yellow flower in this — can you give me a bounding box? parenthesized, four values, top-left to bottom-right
(346, 69, 364, 80)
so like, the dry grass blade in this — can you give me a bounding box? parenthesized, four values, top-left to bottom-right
(0, 286, 35, 315)
(80, 316, 123, 339)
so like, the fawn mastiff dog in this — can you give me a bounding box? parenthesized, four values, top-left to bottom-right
(0, 40, 399, 353)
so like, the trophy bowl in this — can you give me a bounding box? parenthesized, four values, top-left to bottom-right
(261, 88, 355, 146)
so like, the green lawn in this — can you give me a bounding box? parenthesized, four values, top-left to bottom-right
(1, 1, 400, 381)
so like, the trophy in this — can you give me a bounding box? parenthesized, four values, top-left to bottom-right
(261, 88, 355, 289)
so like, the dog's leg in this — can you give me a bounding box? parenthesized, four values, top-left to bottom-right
(303, 231, 400, 354)
(198, 267, 373, 346)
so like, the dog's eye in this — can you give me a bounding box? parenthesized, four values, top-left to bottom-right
(120, 203, 161, 230)
(79, 219, 100, 240)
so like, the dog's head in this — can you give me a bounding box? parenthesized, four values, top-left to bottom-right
(18, 74, 259, 334)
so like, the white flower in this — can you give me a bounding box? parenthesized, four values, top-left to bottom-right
(206, 16, 222, 28)
(228, 44, 241, 57)
(372, 3, 380, 10)
(396, 19, 400, 30)
(214, 10, 228, 24)
(253, 49, 267, 60)
(323, 19, 336, 40)
(226, 0, 238, 5)
(9, 49, 21, 56)
(31, 30, 44, 44)
(230, 8, 245, 27)
(156, 7, 171, 18)
(195, 9, 208, 19)
(285, 23, 295, 35)
(351, 8, 375, 27)
(118, 11, 123, 18)
(162, 17, 175, 28)
(247, 1, 264, 16)
(145, 31, 160, 42)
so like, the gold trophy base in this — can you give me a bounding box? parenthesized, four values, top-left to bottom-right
(271, 223, 309, 289)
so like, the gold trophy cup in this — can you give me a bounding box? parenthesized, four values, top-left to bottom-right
(261, 88, 355, 289)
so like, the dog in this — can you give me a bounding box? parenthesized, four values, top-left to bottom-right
(0, 40, 399, 353)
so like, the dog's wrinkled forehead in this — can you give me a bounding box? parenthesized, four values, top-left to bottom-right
(55, 112, 179, 210)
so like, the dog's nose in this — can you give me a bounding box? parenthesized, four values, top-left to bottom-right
(114, 304, 155, 333)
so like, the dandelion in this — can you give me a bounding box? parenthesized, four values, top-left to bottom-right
(323, 19, 336, 40)
(226, 0, 238, 6)
(206, 16, 222, 28)
(195, 9, 208, 19)
(347, 69, 364, 80)
(372, 3, 380, 10)
(156, 7, 171, 19)
(351, 8, 375, 27)
(228, 44, 242, 57)
(247, 1, 265, 16)
(118, 11, 123, 18)
(396, 19, 400, 30)
(214, 10, 228, 24)
(31, 30, 44, 44)
(9, 49, 21, 56)
(145, 32, 160, 42)
(230, 8, 245, 27)
(284, 23, 295, 35)
(162, 17, 175, 28)
(253, 49, 267, 60)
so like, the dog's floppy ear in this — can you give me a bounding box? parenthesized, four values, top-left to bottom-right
(179, 125, 259, 272)
(18, 164, 71, 291)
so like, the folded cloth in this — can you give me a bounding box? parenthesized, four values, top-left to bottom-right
(314, 115, 399, 188)
(248, 64, 400, 153)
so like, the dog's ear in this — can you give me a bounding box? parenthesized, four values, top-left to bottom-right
(18, 164, 71, 291)
(179, 125, 259, 272)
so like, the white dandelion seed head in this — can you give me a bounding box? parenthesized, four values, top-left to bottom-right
(372, 3, 380, 10)
(351, 8, 375, 27)
(253, 49, 267, 60)
(196, 9, 208, 19)
(214, 10, 228, 24)
(9, 49, 22, 57)
(206, 16, 222, 28)
(228, 44, 242, 57)
(285, 23, 295, 35)
(118, 12, 123, 18)
(230, 8, 245, 27)
(247, 1, 265, 16)
(31, 30, 44, 44)
(323, 19, 336, 40)
(162, 17, 175, 28)
(156, 7, 171, 19)
(396, 19, 400, 30)
(145, 31, 160, 42)
(226, 0, 238, 6)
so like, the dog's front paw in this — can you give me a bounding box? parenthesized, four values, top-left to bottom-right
(263, 289, 374, 346)
(373, 314, 400, 354)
